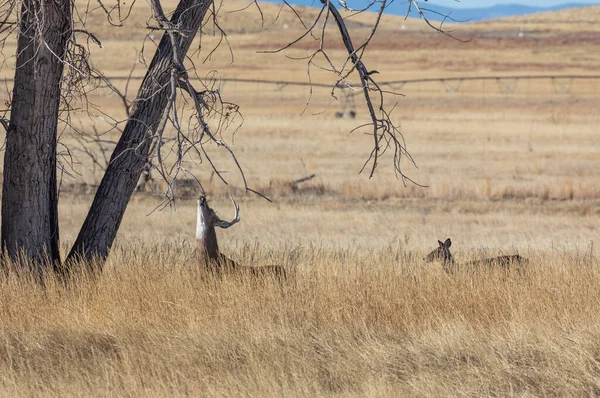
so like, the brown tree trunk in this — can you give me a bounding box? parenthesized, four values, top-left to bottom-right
(66, 0, 212, 265)
(1, 0, 71, 269)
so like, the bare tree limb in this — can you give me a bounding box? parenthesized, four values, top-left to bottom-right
(322, 0, 409, 179)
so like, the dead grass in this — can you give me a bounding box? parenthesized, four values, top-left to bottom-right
(1, 244, 600, 396)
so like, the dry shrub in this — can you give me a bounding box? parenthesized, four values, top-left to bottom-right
(487, 180, 600, 202)
(340, 181, 426, 201)
(260, 178, 328, 199)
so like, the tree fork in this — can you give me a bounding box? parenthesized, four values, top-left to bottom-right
(66, 0, 213, 266)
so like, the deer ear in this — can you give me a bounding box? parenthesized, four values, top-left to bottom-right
(444, 238, 451, 248)
(438, 240, 444, 247)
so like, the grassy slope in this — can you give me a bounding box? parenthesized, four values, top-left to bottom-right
(1, 1, 600, 396)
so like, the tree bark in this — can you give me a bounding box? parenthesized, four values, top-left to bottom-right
(67, 0, 213, 265)
(1, 0, 71, 269)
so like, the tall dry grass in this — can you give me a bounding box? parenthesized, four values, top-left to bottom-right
(1, 242, 599, 396)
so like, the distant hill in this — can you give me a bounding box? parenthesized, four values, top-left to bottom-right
(263, 1, 597, 22)
(397, 3, 597, 22)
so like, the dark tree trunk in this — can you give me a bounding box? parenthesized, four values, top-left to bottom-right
(66, 0, 212, 265)
(1, 0, 71, 269)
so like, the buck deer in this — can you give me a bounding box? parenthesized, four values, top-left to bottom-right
(425, 237, 528, 272)
(196, 195, 286, 280)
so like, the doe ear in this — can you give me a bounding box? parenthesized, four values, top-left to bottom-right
(444, 238, 452, 248)
(438, 240, 444, 247)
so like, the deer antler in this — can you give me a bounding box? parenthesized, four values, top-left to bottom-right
(215, 196, 240, 229)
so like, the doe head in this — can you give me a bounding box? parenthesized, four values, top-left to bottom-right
(425, 238, 453, 265)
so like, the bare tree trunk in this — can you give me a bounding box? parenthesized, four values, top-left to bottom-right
(66, 0, 212, 265)
(1, 0, 71, 269)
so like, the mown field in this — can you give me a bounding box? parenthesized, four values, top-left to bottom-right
(1, 0, 600, 396)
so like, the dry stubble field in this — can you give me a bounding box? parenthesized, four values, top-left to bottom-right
(1, 1, 600, 396)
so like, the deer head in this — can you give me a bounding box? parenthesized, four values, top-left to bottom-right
(196, 195, 240, 262)
(197, 195, 239, 234)
(425, 238, 453, 265)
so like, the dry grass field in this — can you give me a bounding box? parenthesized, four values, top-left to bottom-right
(1, 0, 600, 396)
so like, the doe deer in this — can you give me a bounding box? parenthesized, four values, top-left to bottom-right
(196, 195, 286, 280)
(425, 238, 455, 273)
(425, 237, 528, 272)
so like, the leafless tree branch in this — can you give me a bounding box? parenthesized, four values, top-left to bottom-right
(143, 0, 263, 203)
(252, 0, 457, 183)
(407, 0, 468, 41)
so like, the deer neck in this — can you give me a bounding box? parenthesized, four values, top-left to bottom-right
(196, 206, 220, 263)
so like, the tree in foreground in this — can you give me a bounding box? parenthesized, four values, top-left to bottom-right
(0, 0, 448, 273)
